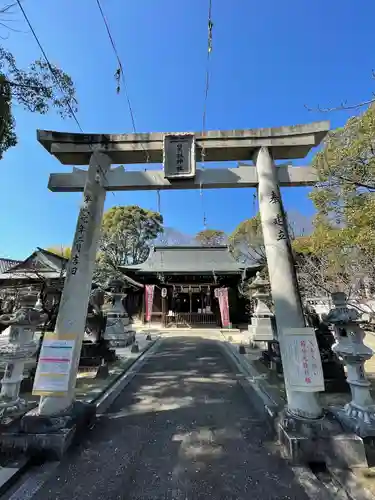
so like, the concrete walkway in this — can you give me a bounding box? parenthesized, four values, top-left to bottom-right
(30, 337, 317, 499)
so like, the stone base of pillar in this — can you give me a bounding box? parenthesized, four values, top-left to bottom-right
(277, 408, 369, 468)
(221, 338, 370, 467)
(330, 403, 375, 439)
(0, 401, 96, 460)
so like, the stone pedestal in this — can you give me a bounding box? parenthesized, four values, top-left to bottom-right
(248, 272, 276, 346)
(104, 279, 135, 348)
(277, 408, 368, 468)
(315, 322, 348, 393)
(81, 287, 115, 367)
(326, 292, 375, 437)
(0, 291, 45, 423)
(262, 340, 283, 375)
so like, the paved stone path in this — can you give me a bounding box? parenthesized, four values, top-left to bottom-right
(31, 337, 316, 499)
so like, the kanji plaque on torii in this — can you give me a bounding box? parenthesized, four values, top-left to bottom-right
(163, 133, 196, 180)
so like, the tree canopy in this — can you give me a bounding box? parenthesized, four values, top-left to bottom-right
(46, 246, 72, 259)
(310, 104, 375, 256)
(0, 45, 77, 159)
(229, 214, 265, 265)
(293, 106, 375, 301)
(195, 229, 226, 246)
(95, 205, 163, 283)
(154, 227, 195, 246)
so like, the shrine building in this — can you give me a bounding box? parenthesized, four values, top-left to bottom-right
(120, 245, 261, 328)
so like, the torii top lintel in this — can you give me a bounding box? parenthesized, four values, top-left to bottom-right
(37, 121, 330, 165)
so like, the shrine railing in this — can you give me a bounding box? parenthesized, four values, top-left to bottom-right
(164, 312, 218, 328)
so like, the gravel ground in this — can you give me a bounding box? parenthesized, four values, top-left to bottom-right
(30, 337, 317, 500)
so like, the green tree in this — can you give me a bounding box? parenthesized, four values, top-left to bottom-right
(46, 246, 72, 259)
(229, 214, 265, 264)
(0, 45, 77, 158)
(310, 105, 375, 255)
(195, 228, 226, 246)
(95, 205, 163, 282)
(302, 105, 375, 303)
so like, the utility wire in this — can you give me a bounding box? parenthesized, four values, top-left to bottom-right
(202, 0, 213, 156)
(200, 0, 213, 230)
(95, 0, 150, 163)
(16, 0, 82, 132)
(16, 0, 113, 191)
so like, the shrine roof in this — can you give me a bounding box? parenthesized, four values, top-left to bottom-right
(119, 246, 261, 275)
(0, 248, 67, 281)
(0, 258, 22, 274)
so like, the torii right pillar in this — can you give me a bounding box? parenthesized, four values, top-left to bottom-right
(254, 146, 322, 419)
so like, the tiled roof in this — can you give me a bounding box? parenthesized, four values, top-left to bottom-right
(0, 258, 21, 274)
(120, 246, 261, 274)
(0, 247, 68, 281)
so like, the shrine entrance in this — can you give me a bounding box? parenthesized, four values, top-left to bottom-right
(36, 121, 329, 421)
(163, 284, 217, 328)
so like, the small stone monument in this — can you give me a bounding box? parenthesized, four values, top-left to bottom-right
(81, 287, 116, 366)
(304, 305, 348, 393)
(103, 279, 135, 348)
(248, 272, 276, 347)
(0, 290, 46, 422)
(326, 291, 375, 437)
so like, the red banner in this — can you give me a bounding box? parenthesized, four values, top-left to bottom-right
(145, 285, 155, 322)
(217, 287, 230, 328)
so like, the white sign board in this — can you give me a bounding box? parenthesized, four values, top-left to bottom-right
(281, 327, 324, 392)
(163, 133, 196, 179)
(32, 332, 75, 397)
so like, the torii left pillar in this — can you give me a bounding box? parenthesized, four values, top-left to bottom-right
(38, 151, 111, 416)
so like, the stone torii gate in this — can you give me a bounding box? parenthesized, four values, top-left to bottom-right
(35, 121, 329, 421)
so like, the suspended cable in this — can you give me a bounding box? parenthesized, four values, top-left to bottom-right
(16, 0, 113, 192)
(16, 0, 81, 133)
(199, 0, 213, 230)
(95, 0, 150, 164)
(202, 0, 213, 157)
(157, 189, 161, 214)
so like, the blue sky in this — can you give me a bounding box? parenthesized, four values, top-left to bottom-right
(0, 0, 374, 259)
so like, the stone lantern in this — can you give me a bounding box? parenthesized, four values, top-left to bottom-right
(103, 279, 135, 348)
(0, 289, 46, 421)
(248, 272, 276, 346)
(326, 291, 375, 436)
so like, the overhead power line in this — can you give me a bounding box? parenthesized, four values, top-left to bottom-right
(15, 0, 115, 192)
(202, 0, 213, 151)
(95, 0, 137, 135)
(15, 0, 83, 133)
(95, 0, 150, 164)
(200, 0, 214, 230)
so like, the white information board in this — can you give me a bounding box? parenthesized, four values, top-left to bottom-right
(163, 133, 196, 179)
(32, 332, 75, 397)
(281, 327, 325, 392)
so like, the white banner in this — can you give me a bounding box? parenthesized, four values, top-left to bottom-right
(281, 327, 324, 392)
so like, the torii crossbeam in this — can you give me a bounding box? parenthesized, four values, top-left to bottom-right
(39, 121, 328, 192)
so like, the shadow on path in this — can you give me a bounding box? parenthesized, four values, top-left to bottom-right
(31, 337, 316, 500)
